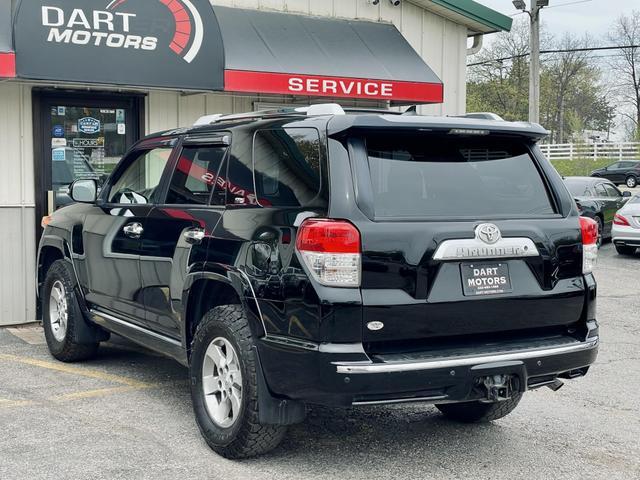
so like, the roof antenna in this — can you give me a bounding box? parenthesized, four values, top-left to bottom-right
(402, 106, 418, 116)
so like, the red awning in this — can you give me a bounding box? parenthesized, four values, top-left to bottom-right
(214, 6, 444, 104)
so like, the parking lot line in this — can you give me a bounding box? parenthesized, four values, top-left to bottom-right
(0, 353, 151, 388)
(0, 398, 35, 409)
(51, 385, 146, 402)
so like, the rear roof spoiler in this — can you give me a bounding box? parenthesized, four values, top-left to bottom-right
(327, 114, 549, 140)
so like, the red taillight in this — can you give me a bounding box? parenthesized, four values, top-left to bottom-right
(580, 216, 598, 245)
(296, 219, 361, 254)
(296, 219, 361, 287)
(614, 214, 630, 226)
(580, 216, 598, 274)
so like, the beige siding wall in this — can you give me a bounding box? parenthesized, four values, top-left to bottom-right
(0, 83, 36, 325)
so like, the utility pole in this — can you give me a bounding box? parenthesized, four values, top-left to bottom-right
(513, 1, 548, 124)
(529, 3, 541, 124)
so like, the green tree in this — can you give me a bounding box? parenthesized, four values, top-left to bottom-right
(608, 11, 640, 140)
(467, 19, 614, 142)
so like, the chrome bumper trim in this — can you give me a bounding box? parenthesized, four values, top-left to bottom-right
(335, 337, 599, 374)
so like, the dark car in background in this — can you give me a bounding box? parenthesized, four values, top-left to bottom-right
(590, 160, 640, 188)
(564, 176, 631, 245)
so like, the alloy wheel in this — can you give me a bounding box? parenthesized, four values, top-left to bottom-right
(201, 337, 243, 428)
(48, 280, 68, 342)
(627, 177, 637, 188)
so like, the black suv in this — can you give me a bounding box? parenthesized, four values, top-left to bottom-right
(37, 105, 599, 459)
(591, 160, 640, 188)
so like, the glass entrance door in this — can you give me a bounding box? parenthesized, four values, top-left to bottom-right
(50, 106, 130, 208)
(35, 91, 143, 218)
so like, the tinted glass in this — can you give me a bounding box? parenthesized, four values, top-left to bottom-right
(253, 128, 322, 207)
(565, 181, 592, 197)
(108, 148, 172, 204)
(594, 184, 607, 196)
(604, 184, 621, 198)
(166, 147, 227, 205)
(608, 163, 621, 169)
(364, 132, 555, 218)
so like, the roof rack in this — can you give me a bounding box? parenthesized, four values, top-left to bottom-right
(193, 103, 345, 127)
(456, 112, 505, 121)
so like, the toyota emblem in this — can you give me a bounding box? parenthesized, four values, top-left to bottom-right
(476, 223, 502, 245)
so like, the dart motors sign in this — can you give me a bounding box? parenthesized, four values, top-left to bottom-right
(14, 0, 224, 90)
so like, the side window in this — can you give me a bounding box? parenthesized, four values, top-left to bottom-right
(604, 184, 621, 198)
(252, 128, 322, 207)
(108, 148, 172, 204)
(165, 146, 227, 205)
(608, 162, 621, 170)
(594, 184, 607, 197)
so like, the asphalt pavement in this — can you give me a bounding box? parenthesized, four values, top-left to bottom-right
(1, 244, 639, 480)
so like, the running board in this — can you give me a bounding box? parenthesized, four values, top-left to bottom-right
(90, 309, 187, 365)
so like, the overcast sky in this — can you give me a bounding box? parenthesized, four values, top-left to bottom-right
(477, 0, 638, 39)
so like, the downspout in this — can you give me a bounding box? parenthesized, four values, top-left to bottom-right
(467, 34, 483, 56)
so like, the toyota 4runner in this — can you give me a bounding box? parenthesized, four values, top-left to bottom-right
(37, 104, 599, 458)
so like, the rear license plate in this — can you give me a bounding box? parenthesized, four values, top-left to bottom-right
(461, 262, 513, 296)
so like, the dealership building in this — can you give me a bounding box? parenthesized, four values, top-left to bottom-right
(0, 0, 511, 325)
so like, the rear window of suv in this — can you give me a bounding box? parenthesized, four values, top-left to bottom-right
(364, 132, 555, 219)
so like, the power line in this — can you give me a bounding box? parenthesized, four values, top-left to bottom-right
(467, 45, 640, 67)
(545, 0, 593, 9)
(509, 0, 593, 16)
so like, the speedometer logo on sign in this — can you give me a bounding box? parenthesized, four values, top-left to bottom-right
(476, 224, 501, 245)
(41, 0, 204, 63)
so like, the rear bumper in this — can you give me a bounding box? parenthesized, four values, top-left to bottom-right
(612, 224, 640, 246)
(334, 336, 598, 375)
(257, 324, 599, 407)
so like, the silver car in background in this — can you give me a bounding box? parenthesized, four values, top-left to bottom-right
(612, 194, 640, 255)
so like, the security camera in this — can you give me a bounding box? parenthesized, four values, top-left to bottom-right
(368, 0, 380, 5)
(389, 0, 401, 5)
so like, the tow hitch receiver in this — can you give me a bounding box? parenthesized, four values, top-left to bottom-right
(479, 374, 516, 402)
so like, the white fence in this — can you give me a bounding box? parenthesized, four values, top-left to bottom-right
(538, 142, 640, 161)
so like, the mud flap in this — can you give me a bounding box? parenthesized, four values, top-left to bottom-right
(70, 285, 110, 344)
(253, 346, 306, 425)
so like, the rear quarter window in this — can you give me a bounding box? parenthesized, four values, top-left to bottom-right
(252, 128, 323, 207)
(364, 132, 556, 219)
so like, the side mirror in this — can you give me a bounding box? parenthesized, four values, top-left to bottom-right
(70, 179, 98, 203)
(623, 191, 632, 197)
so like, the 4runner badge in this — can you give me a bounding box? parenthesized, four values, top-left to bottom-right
(476, 224, 501, 245)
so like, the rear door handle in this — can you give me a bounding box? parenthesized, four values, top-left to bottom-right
(184, 228, 206, 245)
(123, 222, 144, 239)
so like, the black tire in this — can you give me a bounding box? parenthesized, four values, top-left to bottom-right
(189, 304, 287, 459)
(436, 392, 523, 423)
(626, 176, 638, 188)
(615, 245, 636, 255)
(42, 260, 99, 362)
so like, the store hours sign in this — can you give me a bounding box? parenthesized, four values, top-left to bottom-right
(13, 0, 225, 90)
